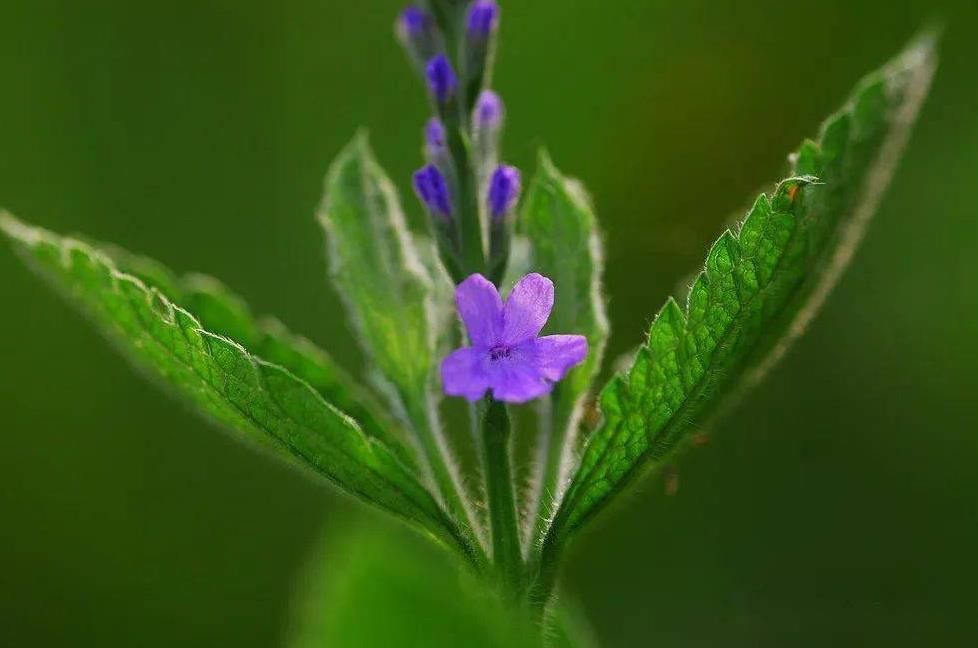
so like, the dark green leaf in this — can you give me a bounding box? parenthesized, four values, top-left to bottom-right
(100, 243, 418, 470)
(548, 34, 937, 547)
(0, 214, 465, 551)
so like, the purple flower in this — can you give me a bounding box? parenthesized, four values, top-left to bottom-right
(413, 164, 452, 219)
(487, 165, 521, 220)
(441, 273, 587, 403)
(473, 90, 504, 130)
(424, 118, 447, 157)
(466, 0, 500, 39)
(425, 54, 458, 104)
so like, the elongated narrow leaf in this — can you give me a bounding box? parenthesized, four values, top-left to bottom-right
(319, 133, 484, 561)
(0, 214, 464, 551)
(318, 133, 439, 411)
(548, 35, 937, 545)
(520, 151, 609, 551)
(100, 244, 417, 470)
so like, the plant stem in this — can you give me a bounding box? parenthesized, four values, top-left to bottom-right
(406, 391, 488, 569)
(481, 398, 524, 595)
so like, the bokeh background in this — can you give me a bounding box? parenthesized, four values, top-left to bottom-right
(2, 1, 976, 646)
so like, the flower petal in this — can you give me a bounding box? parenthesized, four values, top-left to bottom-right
(527, 335, 588, 382)
(502, 273, 554, 345)
(441, 347, 490, 402)
(487, 356, 552, 404)
(455, 274, 503, 347)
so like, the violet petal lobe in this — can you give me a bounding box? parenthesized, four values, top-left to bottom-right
(502, 273, 554, 345)
(441, 347, 490, 401)
(486, 354, 551, 404)
(456, 273, 504, 347)
(527, 335, 588, 382)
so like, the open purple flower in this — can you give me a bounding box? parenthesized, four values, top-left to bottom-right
(442, 273, 587, 403)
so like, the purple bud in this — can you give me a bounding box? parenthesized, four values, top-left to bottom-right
(466, 0, 500, 39)
(425, 54, 458, 104)
(473, 90, 504, 130)
(424, 118, 447, 157)
(488, 165, 521, 220)
(413, 164, 453, 219)
(398, 6, 429, 38)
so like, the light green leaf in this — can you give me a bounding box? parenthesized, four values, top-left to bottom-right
(0, 214, 466, 553)
(319, 133, 485, 563)
(546, 35, 937, 552)
(318, 132, 439, 413)
(519, 152, 609, 555)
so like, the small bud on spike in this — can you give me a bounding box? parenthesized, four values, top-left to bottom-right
(466, 1, 500, 40)
(413, 164, 453, 219)
(473, 90, 504, 131)
(487, 165, 521, 221)
(424, 118, 447, 159)
(425, 54, 458, 105)
(396, 6, 439, 66)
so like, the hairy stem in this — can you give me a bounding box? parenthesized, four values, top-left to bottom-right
(406, 391, 488, 568)
(481, 399, 524, 595)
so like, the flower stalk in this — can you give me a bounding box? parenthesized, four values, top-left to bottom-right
(480, 398, 524, 596)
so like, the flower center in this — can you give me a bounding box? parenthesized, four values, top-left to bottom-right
(488, 345, 512, 361)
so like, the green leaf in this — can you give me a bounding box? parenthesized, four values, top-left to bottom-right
(546, 35, 937, 551)
(318, 132, 440, 413)
(286, 518, 592, 648)
(519, 151, 609, 555)
(0, 214, 466, 553)
(99, 244, 418, 471)
(319, 133, 485, 563)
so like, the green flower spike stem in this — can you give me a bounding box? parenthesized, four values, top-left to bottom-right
(481, 398, 524, 598)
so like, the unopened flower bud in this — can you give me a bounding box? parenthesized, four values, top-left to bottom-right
(487, 165, 521, 221)
(413, 164, 453, 219)
(473, 90, 504, 131)
(425, 54, 458, 105)
(424, 118, 448, 159)
(466, 1, 500, 40)
(396, 6, 439, 65)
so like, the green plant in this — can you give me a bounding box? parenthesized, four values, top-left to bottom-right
(1, 2, 936, 644)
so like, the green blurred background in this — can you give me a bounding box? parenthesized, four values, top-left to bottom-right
(1, 1, 976, 646)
